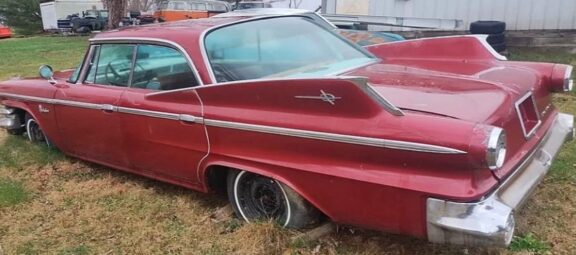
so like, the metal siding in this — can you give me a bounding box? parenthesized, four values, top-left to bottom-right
(558, 0, 576, 29)
(326, 0, 576, 31)
(530, 0, 547, 30)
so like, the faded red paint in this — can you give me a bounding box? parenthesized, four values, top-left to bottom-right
(0, 16, 570, 240)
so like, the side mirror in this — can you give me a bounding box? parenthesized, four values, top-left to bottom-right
(39, 65, 56, 85)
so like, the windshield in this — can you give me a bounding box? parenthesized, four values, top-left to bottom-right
(204, 17, 375, 83)
(84, 10, 97, 17)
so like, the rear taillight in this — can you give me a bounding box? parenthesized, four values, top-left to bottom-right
(550, 64, 573, 92)
(516, 92, 541, 138)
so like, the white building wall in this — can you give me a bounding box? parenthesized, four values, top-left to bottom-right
(325, 0, 576, 31)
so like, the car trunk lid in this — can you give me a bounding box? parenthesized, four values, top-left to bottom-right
(345, 62, 543, 123)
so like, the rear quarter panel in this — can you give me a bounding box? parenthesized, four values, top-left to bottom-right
(190, 77, 495, 237)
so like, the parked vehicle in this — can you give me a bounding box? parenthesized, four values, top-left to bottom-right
(0, 24, 11, 39)
(57, 9, 108, 33)
(0, 15, 573, 247)
(155, 0, 230, 22)
(58, 10, 135, 33)
(40, 0, 104, 31)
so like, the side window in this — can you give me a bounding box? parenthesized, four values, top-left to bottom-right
(131, 44, 199, 90)
(84, 45, 101, 83)
(191, 3, 206, 11)
(172, 1, 188, 10)
(85, 44, 135, 87)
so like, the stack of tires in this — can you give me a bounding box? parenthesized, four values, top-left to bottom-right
(470, 21, 507, 53)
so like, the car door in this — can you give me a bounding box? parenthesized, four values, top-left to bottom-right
(54, 43, 135, 168)
(118, 44, 208, 184)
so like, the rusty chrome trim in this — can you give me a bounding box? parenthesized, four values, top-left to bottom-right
(89, 37, 204, 86)
(515, 91, 542, 139)
(204, 118, 465, 154)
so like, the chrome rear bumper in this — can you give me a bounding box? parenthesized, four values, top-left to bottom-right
(426, 112, 574, 247)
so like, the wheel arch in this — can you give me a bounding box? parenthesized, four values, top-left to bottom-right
(1, 100, 57, 144)
(202, 160, 330, 218)
(2, 100, 38, 124)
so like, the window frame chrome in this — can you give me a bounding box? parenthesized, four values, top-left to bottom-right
(87, 37, 204, 87)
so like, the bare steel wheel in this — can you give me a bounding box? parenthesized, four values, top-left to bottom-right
(25, 114, 51, 147)
(227, 170, 320, 229)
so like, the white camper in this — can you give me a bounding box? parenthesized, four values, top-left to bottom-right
(40, 0, 103, 30)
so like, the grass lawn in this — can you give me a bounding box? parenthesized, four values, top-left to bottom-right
(0, 36, 575, 254)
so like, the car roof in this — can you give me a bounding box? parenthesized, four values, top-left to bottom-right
(93, 16, 244, 43)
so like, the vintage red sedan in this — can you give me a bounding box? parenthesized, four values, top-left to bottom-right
(0, 24, 11, 39)
(0, 14, 573, 247)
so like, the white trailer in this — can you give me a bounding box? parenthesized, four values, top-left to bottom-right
(40, 0, 103, 30)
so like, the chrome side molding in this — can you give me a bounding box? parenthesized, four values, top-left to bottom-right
(0, 92, 463, 154)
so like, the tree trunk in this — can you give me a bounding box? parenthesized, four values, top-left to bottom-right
(102, 0, 128, 29)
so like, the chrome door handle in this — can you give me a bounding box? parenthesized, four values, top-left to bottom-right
(100, 104, 117, 112)
(179, 114, 200, 124)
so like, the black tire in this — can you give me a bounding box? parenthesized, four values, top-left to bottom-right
(470, 21, 506, 34)
(491, 42, 507, 53)
(25, 114, 51, 147)
(487, 33, 505, 45)
(227, 170, 320, 229)
(76, 26, 91, 34)
(7, 129, 24, 136)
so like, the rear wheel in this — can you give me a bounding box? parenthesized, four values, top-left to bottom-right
(25, 114, 51, 147)
(227, 170, 320, 229)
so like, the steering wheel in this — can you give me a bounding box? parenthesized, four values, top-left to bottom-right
(105, 61, 150, 87)
(105, 62, 127, 86)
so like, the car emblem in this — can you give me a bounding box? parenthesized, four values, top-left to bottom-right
(38, 104, 50, 113)
(295, 90, 342, 105)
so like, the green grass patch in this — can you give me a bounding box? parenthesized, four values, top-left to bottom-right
(510, 48, 576, 66)
(15, 241, 39, 255)
(0, 178, 29, 207)
(57, 245, 91, 255)
(0, 36, 89, 80)
(509, 233, 550, 254)
(0, 135, 64, 169)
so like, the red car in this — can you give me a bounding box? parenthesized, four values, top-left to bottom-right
(0, 15, 573, 247)
(0, 24, 11, 39)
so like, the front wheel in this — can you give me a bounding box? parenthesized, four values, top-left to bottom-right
(227, 170, 320, 229)
(25, 114, 51, 147)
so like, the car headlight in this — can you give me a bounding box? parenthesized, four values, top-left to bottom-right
(487, 127, 507, 170)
